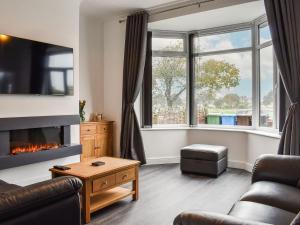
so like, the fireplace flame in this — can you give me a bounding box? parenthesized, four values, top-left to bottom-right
(11, 143, 60, 155)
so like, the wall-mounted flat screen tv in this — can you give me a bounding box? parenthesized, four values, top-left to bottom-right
(0, 34, 74, 96)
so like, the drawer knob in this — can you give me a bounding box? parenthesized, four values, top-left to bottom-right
(87, 129, 90, 131)
(101, 181, 108, 186)
(122, 174, 128, 180)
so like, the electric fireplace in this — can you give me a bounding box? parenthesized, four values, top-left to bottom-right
(0, 115, 81, 170)
(10, 127, 63, 155)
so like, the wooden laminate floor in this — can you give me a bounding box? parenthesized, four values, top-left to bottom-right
(91, 164, 251, 225)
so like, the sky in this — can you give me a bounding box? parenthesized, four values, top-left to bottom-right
(195, 28, 274, 99)
(152, 26, 274, 103)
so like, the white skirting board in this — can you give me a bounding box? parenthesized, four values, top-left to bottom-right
(145, 157, 253, 173)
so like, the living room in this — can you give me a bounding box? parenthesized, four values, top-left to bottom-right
(0, 0, 299, 225)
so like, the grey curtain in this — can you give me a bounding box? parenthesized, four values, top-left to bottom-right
(264, 0, 300, 155)
(120, 12, 148, 164)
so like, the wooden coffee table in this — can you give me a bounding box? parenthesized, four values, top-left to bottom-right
(50, 157, 140, 224)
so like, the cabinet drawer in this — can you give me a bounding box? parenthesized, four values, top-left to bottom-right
(116, 168, 135, 184)
(81, 125, 96, 135)
(97, 124, 112, 134)
(93, 174, 116, 193)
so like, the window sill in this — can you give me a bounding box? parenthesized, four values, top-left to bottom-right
(140, 126, 281, 139)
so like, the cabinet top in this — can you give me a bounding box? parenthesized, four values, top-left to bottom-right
(81, 121, 114, 125)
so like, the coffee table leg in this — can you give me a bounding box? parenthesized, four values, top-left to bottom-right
(82, 180, 91, 224)
(133, 166, 139, 201)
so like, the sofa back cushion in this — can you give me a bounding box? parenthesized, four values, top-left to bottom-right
(240, 181, 300, 214)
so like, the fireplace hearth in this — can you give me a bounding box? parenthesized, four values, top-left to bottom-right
(0, 115, 81, 170)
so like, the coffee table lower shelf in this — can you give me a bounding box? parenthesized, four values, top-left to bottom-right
(90, 187, 135, 213)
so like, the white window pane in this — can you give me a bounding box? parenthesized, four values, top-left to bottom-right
(152, 56, 187, 125)
(48, 53, 73, 68)
(67, 70, 74, 94)
(195, 52, 252, 126)
(152, 37, 184, 52)
(50, 71, 65, 94)
(193, 29, 251, 53)
(259, 25, 271, 44)
(259, 45, 274, 127)
(67, 70, 73, 87)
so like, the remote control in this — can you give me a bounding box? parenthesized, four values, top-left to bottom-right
(53, 165, 71, 170)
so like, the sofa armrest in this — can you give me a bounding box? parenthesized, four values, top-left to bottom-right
(252, 154, 300, 186)
(0, 176, 82, 221)
(291, 212, 300, 225)
(174, 212, 272, 225)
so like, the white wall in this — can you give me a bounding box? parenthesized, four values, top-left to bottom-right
(103, 19, 126, 156)
(247, 133, 279, 166)
(188, 129, 248, 167)
(143, 129, 188, 160)
(79, 14, 104, 120)
(0, 0, 81, 185)
(143, 129, 279, 171)
(0, 0, 80, 118)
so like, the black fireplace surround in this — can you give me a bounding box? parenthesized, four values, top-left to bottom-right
(0, 115, 82, 170)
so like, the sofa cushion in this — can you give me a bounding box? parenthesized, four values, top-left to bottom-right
(0, 180, 20, 193)
(181, 144, 227, 161)
(240, 181, 300, 213)
(229, 201, 296, 225)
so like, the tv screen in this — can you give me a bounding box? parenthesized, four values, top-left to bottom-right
(0, 34, 74, 96)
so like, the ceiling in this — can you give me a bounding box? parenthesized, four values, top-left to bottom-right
(149, 1, 266, 31)
(80, 0, 186, 18)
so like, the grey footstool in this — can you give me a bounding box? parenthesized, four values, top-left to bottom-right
(180, 144, 228, 177)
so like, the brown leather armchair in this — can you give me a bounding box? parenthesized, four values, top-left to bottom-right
(174, 154, 300, 225)
(0, 176, 82, 225)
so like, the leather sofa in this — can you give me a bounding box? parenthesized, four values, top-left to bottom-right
(0, 176, 82, 225)
(174, 154, 300, 225)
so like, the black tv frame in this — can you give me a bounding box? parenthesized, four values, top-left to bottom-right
(0, 33, 75, 96)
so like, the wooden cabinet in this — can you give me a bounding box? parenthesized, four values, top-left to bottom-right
(80, 121, 114, 161)
(81, 135, 96, 160)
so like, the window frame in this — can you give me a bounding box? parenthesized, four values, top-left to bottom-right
(152, 32, 187, 55)
(151, 31, 190, 127)
(254, 15, 279, 131)
(190, 23, 254, 129)
(144, 15, 280, 132)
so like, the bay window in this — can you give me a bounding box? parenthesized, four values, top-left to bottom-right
(143, 16, 279, 131)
